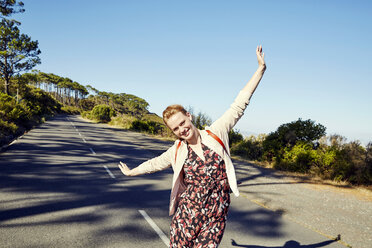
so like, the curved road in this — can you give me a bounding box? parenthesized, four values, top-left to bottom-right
(0, 115, 369, 248)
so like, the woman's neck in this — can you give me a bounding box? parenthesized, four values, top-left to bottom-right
(187, 128, 200, 146)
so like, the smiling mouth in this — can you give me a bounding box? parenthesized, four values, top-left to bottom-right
(182, 128, 190, 136)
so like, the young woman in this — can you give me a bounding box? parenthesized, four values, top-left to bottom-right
(118, 46, 266, 248)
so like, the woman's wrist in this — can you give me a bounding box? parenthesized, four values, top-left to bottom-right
(258, 64, 266, 71)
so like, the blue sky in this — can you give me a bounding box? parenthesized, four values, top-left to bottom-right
(16, 0, 371, 145)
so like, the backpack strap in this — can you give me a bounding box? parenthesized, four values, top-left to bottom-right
(174, 130, 228, 163)
(206, 130, 228, 154)
(174, 140, 182, 163)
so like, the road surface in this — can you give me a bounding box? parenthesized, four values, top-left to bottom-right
(1, 115, 368, 248)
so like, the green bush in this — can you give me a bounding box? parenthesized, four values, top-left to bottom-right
(274, 143, 316, 172)
(231, 136, 263, 160)
(271, 137, 372, 185)
(81, 110, 91, 119)
(329, 141, 371, 184)
(130, 120, 163, 135)
(90, 104, 116, 122)
(0, 92, 31, 127)
(61, 106, 81, 114)
(310, 148, 337, 178)
(0, 87, 62, 145)
(229, 129, 244, 147)
(109, 114, 137, 129)
(79, 98, 96, 111)
(0, 119, 18, 136)
(146, 121, 163, 135)
(262, 132, 282, 162)
(22, 87, 61, 116)
(0, 93, 16, 114)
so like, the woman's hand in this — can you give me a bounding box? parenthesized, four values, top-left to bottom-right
(256, 45, 266, 69)
(118, 161, 133, 176)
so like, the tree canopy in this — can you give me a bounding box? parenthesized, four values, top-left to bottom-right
(0, 1, 40, 94)
(0, 0, 24, 17)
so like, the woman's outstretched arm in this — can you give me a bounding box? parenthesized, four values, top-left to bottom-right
(118, 161, 140, 176)
(118, 142, 176, 176)
(242, 45, 266, 97)
(209, 45, 267, 136)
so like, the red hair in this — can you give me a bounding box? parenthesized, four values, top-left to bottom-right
(162, 104, 187, 125)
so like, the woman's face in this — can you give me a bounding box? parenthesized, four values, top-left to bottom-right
(166, 112, 196, 140)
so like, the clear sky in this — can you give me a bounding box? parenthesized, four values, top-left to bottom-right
(15, 0, 372, 145)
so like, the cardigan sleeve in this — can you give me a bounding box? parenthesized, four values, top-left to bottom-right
(134, 141, 176, 175)
(209, 89, 253, 135)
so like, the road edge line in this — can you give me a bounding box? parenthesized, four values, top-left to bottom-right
(103, 165, 115, 178)
(139, 210, 169, 247)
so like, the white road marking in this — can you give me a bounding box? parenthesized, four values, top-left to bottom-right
(103, 165, 116, 178)
(82, 138, 87, 143)
(89, 148, 96, 155)
(78, 132, 82, 136)
(139, 210, 169, 247)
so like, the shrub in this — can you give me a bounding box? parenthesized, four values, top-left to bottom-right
(109, 114, 137, 129)
(22, 87, 62, 116)
(262, 132, 282, 162)
(0, 92, 31, 126)
(81, 110, 91, 119)
(90, 104, 116, 123)
(274, 143, 317, 172)
(7, 103, 32, 125)
(79, 98, 96, 111)
(330, 141, 371, 184)
(231, 135, 263, 160)
(130, 120, 163, 135)
(229, 129, 243, 147)
(0, 92, 16, 114)
(0, 119, 18, 135)
(310, 148, 337, 178)
(61, 106, 81, 114)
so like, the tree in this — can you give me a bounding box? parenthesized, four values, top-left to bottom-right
(262, 118, 326, 162)
(0, 19, 41, 94)
(0, 0, 24, 18)
(271, 118, 326, 146)
(186, 106, 212, 130)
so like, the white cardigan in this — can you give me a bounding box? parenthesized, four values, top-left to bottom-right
(135, 89, 253, 215)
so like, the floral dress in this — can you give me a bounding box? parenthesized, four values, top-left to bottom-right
(170, 143, 230, 248)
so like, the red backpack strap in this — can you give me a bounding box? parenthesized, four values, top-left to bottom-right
(174, 140, 182, 163)
(206, 130, 228, 154)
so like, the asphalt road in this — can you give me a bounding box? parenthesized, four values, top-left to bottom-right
(0, 115, 363, 248)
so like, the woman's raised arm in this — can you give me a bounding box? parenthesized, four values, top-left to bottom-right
(242, 45, 266, 95)
(208, 46, 267, 135)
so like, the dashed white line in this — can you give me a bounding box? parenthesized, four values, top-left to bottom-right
(89, 148, 96, 155)
(139, 210, 169, 246)
(78, 132, 82, 136)
(82, 138, 87, 143)
(103, 165, 116, 178)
